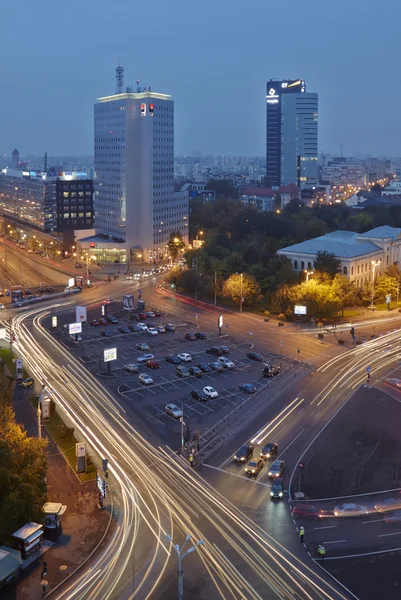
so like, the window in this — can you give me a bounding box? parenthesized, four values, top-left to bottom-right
(357, 265, 360, 274)
(307, 262, 312, 270)
(293, 260, 298, 270)
(351, 266, 354, 275)
(300, 261, 305, 270)
(343, 266, 347, 275)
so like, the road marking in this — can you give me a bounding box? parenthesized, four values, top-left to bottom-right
(362, 518, 384, 524)
(377, 531, 401, 537)
(277, 428, 305, 459)
(202, 464, 272, 488)
(314, 525, 336, 530)
(323, 539, 347, 544)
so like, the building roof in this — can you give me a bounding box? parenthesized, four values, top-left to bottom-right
(357, 196, 401, 208)
(359, 226, 401, 240)
(0, 546, 21, 584)
(241, 184, 300, 197)
(277, 230, 381, 259)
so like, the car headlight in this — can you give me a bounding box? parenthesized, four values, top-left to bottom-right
(279, 492, 283, 497)
(245, 468, 248, 472)
(266, 454, 270, 458)
(270, 492, 274, 497)
(241, 457, 245, 461)
(252, 469, 255, 473)
(234, 456, 237, 459)
(268, 472, 272, 476)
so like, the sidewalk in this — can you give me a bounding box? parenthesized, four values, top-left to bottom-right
(3, 389, 111, 600)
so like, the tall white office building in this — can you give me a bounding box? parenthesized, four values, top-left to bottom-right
(90, 66, 188, 264)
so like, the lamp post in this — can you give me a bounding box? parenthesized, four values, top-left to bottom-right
(239, 273, 243, 313)
(166, 534, 204, 600)
(305, 269, 314, 282)
(370, 259, 381, 309)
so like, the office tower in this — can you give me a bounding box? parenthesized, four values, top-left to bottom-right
(266, 79, 318, 189)
(92, 66, 188, 263)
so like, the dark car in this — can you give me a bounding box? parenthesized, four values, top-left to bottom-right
(219, 345, 230, 354)
(185, 332, 197, 341)
(206, 346, 224, 356)
(133, 325, 144, 332)
(188, 366, 203, 377)
(195, 332, 207, 340)
(106, 315, 119, 324)
(247, 352, 264, 361)
(132, 314, 141, 321)
(25, 289, 32, 295)
(153, 310, 161, 317)
(99, 318, 108, 326)
(234, 444, 254, 463)
(270, 478, 284, 499)
(100, 329, 113, 337)
(165, 355, 181, 365)
(208, 361, 224, 373)
(128, 324, 137, 332)
(176, 365, 190, 378)
(118, 326, 130, 334)
(245, 459, 264, 477)
(268, 460, 284, 478)
(90, 319, 100, 327)
(190, 390, 208, 402)
(260, 442, 278, 460)
(239, 383, 256, 394)
(263, 365, 281, 377)
(197, 363, 213, 373)
(146, 359, 160, 369)
(292, 505, 325, 520)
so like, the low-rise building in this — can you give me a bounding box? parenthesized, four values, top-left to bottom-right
(241, 184, 300, 211)
(277, 226, 401, 288)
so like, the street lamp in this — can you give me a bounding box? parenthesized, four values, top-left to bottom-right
(370, 259, 381, 309)
(305, 269, 314, 282)
(166, 534, 204, 600)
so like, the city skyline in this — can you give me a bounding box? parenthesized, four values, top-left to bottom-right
(1, 0, 401, 158)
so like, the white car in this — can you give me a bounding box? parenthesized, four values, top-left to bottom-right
(124, 364, 139, 373)
(136, 323, 148, 331)
(178, 353, 192, 362)
(138, 373, 153, 385)
(203, 386, 218, 399)
(333, 503, 368, 517)
(147, 327, 159, 336)
(165, 403, 183, 419)
(218, 357, 235, 369)
(137, 353, 154, 363)
(0, 303, 4, 310)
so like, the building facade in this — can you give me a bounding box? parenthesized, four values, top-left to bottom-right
(240, 184, 300, 211)
(266, 79, 318, 190)
(277, 226, 401, 288)
(92, 74, 188, 263)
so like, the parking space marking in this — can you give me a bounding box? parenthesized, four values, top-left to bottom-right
(139, 409, 164, 425)
(377, 531, 401, 537)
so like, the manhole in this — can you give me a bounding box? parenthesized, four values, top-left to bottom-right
(59, 565, 68, 571)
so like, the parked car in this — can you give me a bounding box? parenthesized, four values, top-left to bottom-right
(136, 343, 150, 351)
(165, 403, 183, 419)
(178, 353, 192, 362)
(185, 333, 197, 341)
(245, 459, 264, 477)
(118, 326, 130, 334)
(260, 442, 278, 460)
(292, 505, 325, 520)
(218, 357, 234, 369)
(208, 362, 224, 373)
(176, 365, 190, 378)
(239, 383, 256, 394)
(136, 323, 148, 331)
(99, 318, 108, 326)
(234, 444, 254, 462)
(100, 329, 112, 337)
(197, 363, 213, 373)
(247, 352, 264, 361)
(165, 355, 181, 365)
(147, 327, 159, 336)
(195, 332, 207, 340)
(190, 390, 208, 402)
(153, 310, 161, 317)
(165, 323, 176, 332)
(268, 460, 284, 478)
(138, 373, 153, 385)
(270, 478, 284, 499)
(263, 365, 281, 377)
(106, 315, 119, 324)
(206, 346, 224, 356)
(188, 366, 202, 377)
(138, 312, 147, 319)
(146, 311, 156, 318)
(146, 360, 160, 369)
(333, 503, 368, 517)
(124, 364, 139, 373)
(203, 386, 218, 398)
(137, 354, 154, 363)
(90, 319, 100, 327)
(44, 287, 54, 293)
(155, 325, 166, 333)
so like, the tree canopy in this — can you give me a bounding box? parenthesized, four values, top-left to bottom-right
(313, 251, 342, 278)
(167, 231, 186, 261)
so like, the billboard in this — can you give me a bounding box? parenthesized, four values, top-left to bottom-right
(69, 322, 82, 335)
(294, 305, 307, 315)
(104, 348, 117, 362)
(68, 278, 75, 289)
(123, 294, 135, 311)
(76, 306, 87, 322)
(218, 315, 223, 328)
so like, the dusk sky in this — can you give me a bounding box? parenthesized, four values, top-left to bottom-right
(2, 0, 401, 158)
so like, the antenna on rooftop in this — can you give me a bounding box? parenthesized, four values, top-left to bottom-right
(136, 79, 140, 92)
(44, 152, 47, 173)
(340, 142, 343, 158)
(116, 61, 124, 94)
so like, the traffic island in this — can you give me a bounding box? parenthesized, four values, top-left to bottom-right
(292, 386, 401, 499)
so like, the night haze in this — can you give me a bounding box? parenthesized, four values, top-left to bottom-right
(1, 0, 401, 157)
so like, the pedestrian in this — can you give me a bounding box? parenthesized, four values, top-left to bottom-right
(189, 454, 194, 468)
(41, 580, 48, 596)
(318, 544, 326, 561)
(299, 526, 305, 543)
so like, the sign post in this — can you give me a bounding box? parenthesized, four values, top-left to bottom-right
(76, 442, 87, 474)
(104, 348, 117, 375)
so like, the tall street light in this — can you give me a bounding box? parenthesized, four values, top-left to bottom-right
(370, 259, 381, 309)
(166, 534, 204, 600)
(239, 273, 243, 313)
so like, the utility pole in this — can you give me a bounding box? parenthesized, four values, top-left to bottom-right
(214, 270, 217, 306)
(37, 401, 41, 439)
(181, 405, 184, 454)
(166, 535, 204, 600)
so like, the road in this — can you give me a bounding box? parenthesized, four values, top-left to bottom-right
(5, 273, 401, 599)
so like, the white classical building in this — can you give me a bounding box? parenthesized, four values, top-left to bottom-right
(277, 226, 401, 288)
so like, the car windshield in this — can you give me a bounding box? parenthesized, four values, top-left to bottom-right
(248, 461, 257, 467)
(272, 480, 281, 489)
(238, 446, 249, 455)
(271, 462, 279, 469)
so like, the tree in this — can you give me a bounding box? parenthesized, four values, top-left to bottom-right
(331, 274, 358, 315)
(167, 232, 186, 261)
(374, 272, 399, 303)
(274, 192, 282, 212)
(221, 273, 261, 306)
(0, 405, 47, 542)
(206, 179, 239, 199)
(313, 251, 341, 278)
(0, 361, 15, 405)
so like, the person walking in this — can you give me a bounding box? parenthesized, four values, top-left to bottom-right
(299, 526, 305, 543)
(318, 544, 326, 561)
(189, 454, 194, 468)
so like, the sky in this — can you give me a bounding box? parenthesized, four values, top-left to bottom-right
(1, 0, 401, 158)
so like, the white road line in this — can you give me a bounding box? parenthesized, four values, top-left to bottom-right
(323, 539, 347, 544)
(277, 428, 305, 459)
(314, 525, 336, 530)
(202, 463, 272, 488)
(377, 531, 401, 537)
(362, 518, 384, 524)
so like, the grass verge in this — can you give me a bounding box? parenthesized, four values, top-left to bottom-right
(29, 396, 96, 482)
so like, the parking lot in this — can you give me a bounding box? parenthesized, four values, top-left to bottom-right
(48, 303, 290, 437)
